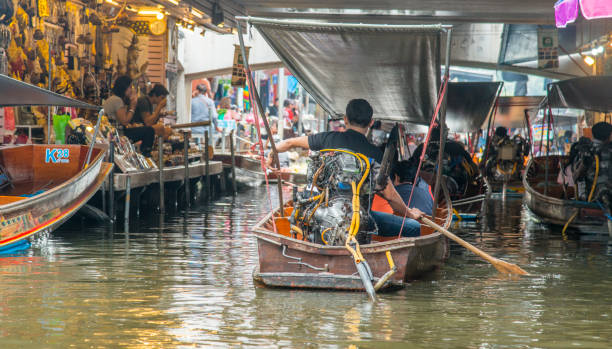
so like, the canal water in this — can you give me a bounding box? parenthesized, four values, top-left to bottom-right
(1, 188, 611, 348)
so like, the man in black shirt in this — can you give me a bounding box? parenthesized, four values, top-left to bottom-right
(133, 84, 170, 137)
(266, 99, 425, 237)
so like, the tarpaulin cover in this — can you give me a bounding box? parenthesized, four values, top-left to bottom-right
(546, 76, 612, 112)
(250, 17, 443, 124)
(0, 74, 99, 109)
(446, 82, 501, 132)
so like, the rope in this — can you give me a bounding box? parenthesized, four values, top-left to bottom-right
(396, 75, 449, 238)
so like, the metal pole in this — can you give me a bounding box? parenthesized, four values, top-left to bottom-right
(158, 136, 165, 213)
(101, 178, 106, 214)
(84, 109, 104, 169)
(183, 131, 190, 207)
(230, 129, 237, 194)
(237, 20, 285, 214)
(544, 105, 551, 196)
(205, 130, 211, 201)
(124, 176, 131, 229)
(47, 41, 52, 145)
(432, 27, 452, 213)
(109, 140, 115, 223)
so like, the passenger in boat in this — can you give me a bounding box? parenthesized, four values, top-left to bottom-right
(482, 126, 529, 180)
(408, 126, 478, 195)
(266, 98, 425, 237)
(132, 83, 172, 138)
(103, 75, 155, 157)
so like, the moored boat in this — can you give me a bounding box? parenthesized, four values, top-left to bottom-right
(523, 76, 612, 235)
(0, 145, 112, 252)
(0, 74, 112, 252)
(524, 155, 608, 234)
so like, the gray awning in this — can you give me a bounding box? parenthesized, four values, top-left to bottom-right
(546, 76, 612, 113)
(446, 82, 502, 133)
(0, 74, 99, 109)
(247, 17, 445, 124)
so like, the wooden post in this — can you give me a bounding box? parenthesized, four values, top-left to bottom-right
(183, 131, 190, 207)
(124, 176, 131, 230)
(237, 20, 284, 214)
(205, 130, 211, 201)
(230, 129, 237, 194)
(108, 140, 115, 223)
(158, 136, 165, 213)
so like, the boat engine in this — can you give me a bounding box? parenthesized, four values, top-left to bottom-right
(290, 150, 378, 246)
(569, 137, 596, 201)
(487, 135, 528, 181)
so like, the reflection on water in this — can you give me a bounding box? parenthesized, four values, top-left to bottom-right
(0, 189, 611, 348)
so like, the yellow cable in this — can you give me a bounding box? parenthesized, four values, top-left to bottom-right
(453, 208, 463, 222)
(320, 228, 331, 245)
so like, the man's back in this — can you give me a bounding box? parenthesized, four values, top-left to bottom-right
(191, 95, 216, 134)
(308, 129, 383, 163)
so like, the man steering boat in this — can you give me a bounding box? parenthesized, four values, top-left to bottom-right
(266, 99, 425, 238)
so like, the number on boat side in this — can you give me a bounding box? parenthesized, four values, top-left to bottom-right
(45, 149, 70, 164)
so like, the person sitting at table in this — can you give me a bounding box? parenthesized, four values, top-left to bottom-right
(132, 83, 172, 139)
(102, 75, 155, 157)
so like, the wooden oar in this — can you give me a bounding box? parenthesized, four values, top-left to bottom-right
(421, 217, 529, 275)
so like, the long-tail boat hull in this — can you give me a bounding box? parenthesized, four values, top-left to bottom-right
(0, 144, 111, 252)
(524, 156, 608, 234)
(252, 200, 452, 291)
(214, 152, 307, 186)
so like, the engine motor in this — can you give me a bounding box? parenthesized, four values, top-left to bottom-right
(290, 150, 378, 246)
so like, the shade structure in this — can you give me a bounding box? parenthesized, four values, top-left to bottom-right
(546, 76, 612, 112)
(0, 74, 99, 109)
(446, 82, 502, 133)
(247, 17, 445, 124)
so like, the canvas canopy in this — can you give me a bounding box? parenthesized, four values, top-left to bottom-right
(446, 82, 501, 133)
(545, 76, 612, 112)
(247, 17, 445, 124)
(0, 74, 99, 109)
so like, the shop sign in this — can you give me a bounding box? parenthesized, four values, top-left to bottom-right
(231, 45, 250, 87)
(218, 120, 237, 130)
(537, 28, 559, 69)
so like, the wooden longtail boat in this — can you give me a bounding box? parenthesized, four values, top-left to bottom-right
(0, 144, 112, 252)
(523, 76, 612, 235)
(524, 155, 608, 234)
(0, 74, 112, 253)
(252, 197, 452, 291)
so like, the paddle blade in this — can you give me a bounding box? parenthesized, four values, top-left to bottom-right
(491, 257, 530, 276)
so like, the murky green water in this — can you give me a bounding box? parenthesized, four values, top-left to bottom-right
(1, 188, 611, 348)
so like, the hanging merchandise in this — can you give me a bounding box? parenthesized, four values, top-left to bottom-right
(243, 83, 250, 111)
(52, 114, 70, 144)
(231, 44, 249, 86)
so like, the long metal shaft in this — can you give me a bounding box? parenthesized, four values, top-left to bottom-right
(432, 28, 452, 213)
(237, 20, 284, 214)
